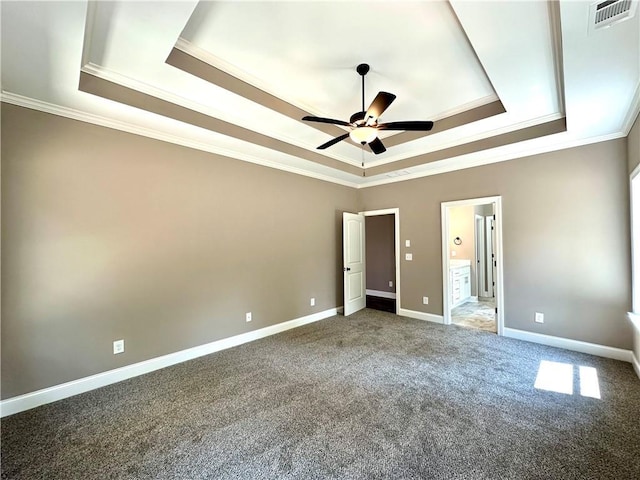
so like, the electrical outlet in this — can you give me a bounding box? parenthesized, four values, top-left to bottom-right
(535, 312, 544, 324)
(113, 339, 124, 355)
(246, 312, 252, 322)
(451, 251, 457, 257)
(310, 297, 315, 306)
(423, 296, 429, 305)
(389, 281, 393, 288)
(405, 253, 413, 261)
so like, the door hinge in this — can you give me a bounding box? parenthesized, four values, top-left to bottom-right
(493, 214, 496, 220)
(495, 307, 498, 314)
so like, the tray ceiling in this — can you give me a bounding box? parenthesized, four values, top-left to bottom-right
(1, 1, 638, 187)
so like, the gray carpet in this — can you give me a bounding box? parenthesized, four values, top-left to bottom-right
(2, 309, 640, 479)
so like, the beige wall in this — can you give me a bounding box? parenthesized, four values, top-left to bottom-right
(628, 112, 639, 174)
(1, 103, 636, 400)
(449, 206, 475, 262)
(1, 104, 358, 399)
(365, 214, 395, 293)
(360, 139, 632, 349)
(448, 205, 477, 295)
(628, 111, 640, 362)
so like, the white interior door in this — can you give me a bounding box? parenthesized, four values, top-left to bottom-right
(343, 212, 366, 316)
(485, 216, 495, 297)
(475, 215, 485, 297)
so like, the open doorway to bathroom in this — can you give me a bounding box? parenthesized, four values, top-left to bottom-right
(441, 197, 504, 335)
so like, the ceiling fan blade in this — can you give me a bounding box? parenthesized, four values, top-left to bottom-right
(365, 92, 396, 122)
(302, 116, 351, 127)
(317, 132, 350, 150)
(368, 137, 387, 155)
(377, 121, 434, 131)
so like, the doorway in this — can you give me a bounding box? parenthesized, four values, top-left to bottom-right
(343, 209, 400, 316)
(441, 197, 504, 335)
(365, 212, 397, 313)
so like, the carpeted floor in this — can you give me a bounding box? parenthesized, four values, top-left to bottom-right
(452, 297, 496, 333)
(2, 309, 640, 479)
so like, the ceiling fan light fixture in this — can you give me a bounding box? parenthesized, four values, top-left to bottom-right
(301, 63, 433, 154)
(349, 126, 377, 144)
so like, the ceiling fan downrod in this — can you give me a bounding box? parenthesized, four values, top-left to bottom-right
(356, 63, 370, 115)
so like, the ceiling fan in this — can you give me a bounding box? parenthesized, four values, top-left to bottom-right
(302, 63, 434, 154)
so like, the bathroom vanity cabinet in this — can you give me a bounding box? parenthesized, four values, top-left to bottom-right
(450, 262, 471, 308)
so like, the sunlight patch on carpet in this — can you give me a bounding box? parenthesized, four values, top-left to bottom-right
(534, 360, 601, 399)
(579, 366, 601, 399)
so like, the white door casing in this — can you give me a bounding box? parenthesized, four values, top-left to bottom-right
(343, 212, 366, 316)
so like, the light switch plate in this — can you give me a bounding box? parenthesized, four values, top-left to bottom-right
(405, 240, 411, 247)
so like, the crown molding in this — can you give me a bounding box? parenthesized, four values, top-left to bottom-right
(548, 0, 566, 116)
(171, 40, 508, 153)
(364, 112, 565, 169)
(426, 94, 500, 122)
(2, 91, 628, 191)
(80, 63, 362, 169)
(357, 129, 626, 189)
(622, 81, 640, 135)
(80, 0, 97, 68)
(177, 37, 499, 125)
(0, 91, 360, 188)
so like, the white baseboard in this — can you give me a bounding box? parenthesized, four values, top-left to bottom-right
(399, 308, 444, 324)
(632, 353, 640, 379)
(503, 328, 634, 363)
(365, 289, 397, 299)
(628, 313, 640, 380)
(0, 307, 339, 418)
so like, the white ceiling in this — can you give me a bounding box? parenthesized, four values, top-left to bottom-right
(1, 1, 639, 188)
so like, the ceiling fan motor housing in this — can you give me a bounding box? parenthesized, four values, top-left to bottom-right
(356, 63, 370, 76)
(350, 111, 366, 125)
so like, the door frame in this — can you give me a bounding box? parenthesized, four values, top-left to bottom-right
(441, 197, 504, 335)
(360, 208, 401, 314)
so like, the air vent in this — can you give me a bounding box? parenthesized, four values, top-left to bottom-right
(589, 0, 637, 33)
